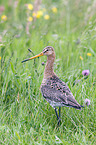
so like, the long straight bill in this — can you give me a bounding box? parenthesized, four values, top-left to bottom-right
(21, 52, 44, 63)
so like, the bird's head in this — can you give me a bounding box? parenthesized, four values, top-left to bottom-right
(21, 46, 55, 63)
(43, 46, 54, 56)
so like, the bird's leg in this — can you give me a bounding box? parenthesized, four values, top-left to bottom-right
(55, 108, 59, 120)
(58, 107, 61, 125)
(55, 108, 61, 126)
(59, 107, 61, 118)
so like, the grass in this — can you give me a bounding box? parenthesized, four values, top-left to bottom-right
(0, 0, 96, 144)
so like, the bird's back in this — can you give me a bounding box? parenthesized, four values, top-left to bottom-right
(41, 75, 82, 109)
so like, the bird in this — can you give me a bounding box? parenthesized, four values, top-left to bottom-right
(22, 46, 83, 125)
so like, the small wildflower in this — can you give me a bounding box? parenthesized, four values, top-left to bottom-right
(36, 11, 43, 18)
(32, 12, 36, 17)
(1, 15, 7, 21)
(38, 11, 43, 16)
(87, 53, 92, 56)
(42, 62, 45, 65)
(52, 7, 57, 13)
(80, 56, 83, 60)
(44, 14, 50, 20)
(84, 98, 90, 106)
(36, 13, 40, 18)
(27, 16, 33, 22)
(82, 70, 90, 76)
(0, 56, 1, 60)
(27, 4, 33, 10)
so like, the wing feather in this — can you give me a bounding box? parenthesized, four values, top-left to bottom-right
(41, 75, 82, 109)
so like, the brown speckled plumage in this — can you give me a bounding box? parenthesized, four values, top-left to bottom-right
(41, 46, 82, 109)
(41, 75, 82, 109)
(22, 46, 83, 125)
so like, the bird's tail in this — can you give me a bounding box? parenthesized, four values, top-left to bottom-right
(73, 105, 84, 110)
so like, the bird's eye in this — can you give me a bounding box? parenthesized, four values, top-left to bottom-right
(45, 49, 48, 52)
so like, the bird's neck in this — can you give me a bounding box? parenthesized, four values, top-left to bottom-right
(43, 53, 55, 82)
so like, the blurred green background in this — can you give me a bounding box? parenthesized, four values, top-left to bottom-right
(0, 0, 96, 144)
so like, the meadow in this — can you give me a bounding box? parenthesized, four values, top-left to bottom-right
(0, 0, 96, 144)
